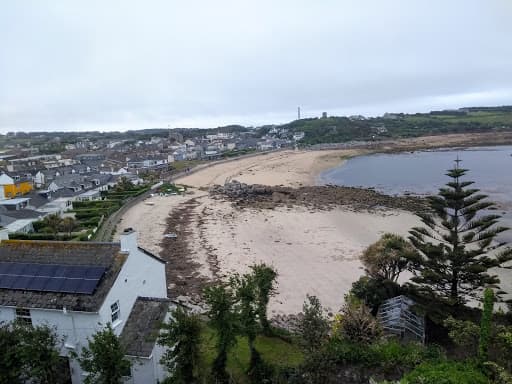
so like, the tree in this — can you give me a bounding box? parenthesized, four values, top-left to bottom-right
(203, 283, 238, 383)
(74, 324, 131, 384)
(231, 272, 273, 382)
(360, 233, 417, 282)
(479, 288, 494, 361)
(0, 322, 23, 384)
(115, 177, 135, 192)
(59, 217, 79, 236)
(42, 214, 62, 235)
(18, 323, 62, 384)
(297, 295, 330, 353)
(408, 162, 512, 305)
(250, 263, 278, 335)
(0, 322, 62, 384)
(158, 306, 202, 384)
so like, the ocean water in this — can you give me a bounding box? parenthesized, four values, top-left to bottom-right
(319, 145, 512, 242)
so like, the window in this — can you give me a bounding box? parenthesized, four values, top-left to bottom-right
(110, 301, 120, 323)
(16, 308, 32, 326)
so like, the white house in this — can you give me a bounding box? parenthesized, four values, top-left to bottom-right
(0, 230, 171, 383)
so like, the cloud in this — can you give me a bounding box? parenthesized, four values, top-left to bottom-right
(1, 0, 511, 132)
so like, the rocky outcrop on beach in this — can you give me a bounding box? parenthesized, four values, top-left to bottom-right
(210, 180, 427, 213)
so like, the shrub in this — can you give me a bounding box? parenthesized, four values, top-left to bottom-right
(350, 276, 401, 313)
(325, 338, 442, 372)
(297, 295, 330, 353)
(333, 296, 381, 344)
(400, 361, 489, 384)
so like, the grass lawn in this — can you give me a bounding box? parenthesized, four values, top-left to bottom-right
(198, 325, 303, 382)
(172, 160, 203, 172)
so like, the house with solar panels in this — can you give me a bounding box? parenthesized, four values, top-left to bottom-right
(0, 229, 172, 383)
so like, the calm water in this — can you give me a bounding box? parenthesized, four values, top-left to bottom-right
(319, 145, 512, 241)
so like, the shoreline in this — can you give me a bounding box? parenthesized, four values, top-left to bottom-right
(115, 132, 512, 315)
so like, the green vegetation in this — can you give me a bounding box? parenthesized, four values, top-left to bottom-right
(203, 282, 239, 383)
(198, 325, 303, 383)
(158, 306, 202, 384)
(9, 178, 149, 242)
(73, 324, 131, 384)
(408, 164, 512, 305)
(156, 182, 186, 195)
(221, 148, 257, 158)
(250, 263, 279, 335)
(479, 288, 495, 361)
(0, 321, 63, 384)
(360, 233, 417, 283)
(400, 361, 490, 384)
(262, 106, 512, 145)
(171, 160, 202, 172)
(201, 263, 280, 383)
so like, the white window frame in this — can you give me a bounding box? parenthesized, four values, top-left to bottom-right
(110, 300, 121, 324)
(16, 307, 32, 326)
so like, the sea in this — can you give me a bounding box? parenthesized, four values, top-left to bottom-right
(319, 145, 512, 242)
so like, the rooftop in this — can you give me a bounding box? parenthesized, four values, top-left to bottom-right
(120, 297, 170, 357)
(0, 240, 126, 312)
(0, 198, 31, 205)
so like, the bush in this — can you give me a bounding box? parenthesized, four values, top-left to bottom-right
(350, 276, 402, 313)
(333, 296, 381, 344)
(400, 361, 489, 384)
(9, 233, 73, 241)
(325, 338, 443, 372)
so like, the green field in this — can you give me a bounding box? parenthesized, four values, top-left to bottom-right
(198, 326, 303, 383)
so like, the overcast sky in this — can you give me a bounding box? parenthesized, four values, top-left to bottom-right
(1, 1, 511, 132)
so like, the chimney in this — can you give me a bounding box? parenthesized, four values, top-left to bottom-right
(120, 228, 137, 253)
(0, 228, 9, 242)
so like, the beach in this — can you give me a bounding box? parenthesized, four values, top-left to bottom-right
(114, 132, 512, 315)
(114, 145, 426, 315)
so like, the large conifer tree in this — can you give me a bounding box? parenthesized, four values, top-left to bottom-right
(408, 160, 512, 305)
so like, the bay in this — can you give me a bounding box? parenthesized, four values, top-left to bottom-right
(319, 145, 512, 242)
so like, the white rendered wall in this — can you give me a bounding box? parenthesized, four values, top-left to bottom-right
(98, 231, 167, 335)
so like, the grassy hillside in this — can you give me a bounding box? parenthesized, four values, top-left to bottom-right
(270, 106, 512, 145)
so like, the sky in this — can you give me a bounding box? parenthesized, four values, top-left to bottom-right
(1, 0, 512, 133)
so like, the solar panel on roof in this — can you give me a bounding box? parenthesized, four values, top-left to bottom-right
(76, 279, 99, 294)
(60, 278, 80, 293)
(12, 276, 33, 290)
(45, 277, 65, 292)
(0, 263, 10, 274)
(67, 266, 84, 279)
(24, 264, 40, 276)
(9, 263, 27, 275)
(38, 265, 59, 277)
(29, 276, 49, 291)
(85, 266, 106, 280)
(54, 265, 68, 278)
(0, 275, 16, 289)
(0, 262, 106, 295)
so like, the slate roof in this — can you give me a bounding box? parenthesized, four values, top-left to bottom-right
(0, 240, 126, 312)
(120, 297, 170, 357)
(0, 206, 43, 219)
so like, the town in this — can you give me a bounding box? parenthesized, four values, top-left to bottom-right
(2, 1, 512, 383)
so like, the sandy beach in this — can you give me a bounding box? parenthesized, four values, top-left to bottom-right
(114, 145, 428, 315)
(175, 149, 360, 188)
(114, 132, 512, 315)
